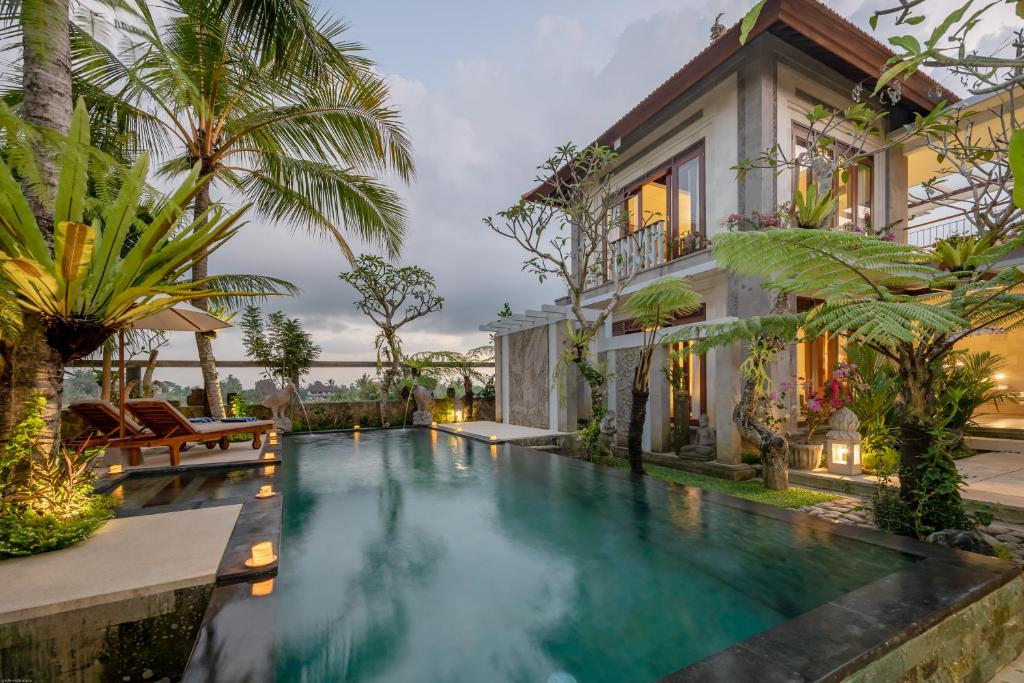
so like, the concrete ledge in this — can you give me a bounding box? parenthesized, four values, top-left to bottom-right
(641, 451, 759, 481)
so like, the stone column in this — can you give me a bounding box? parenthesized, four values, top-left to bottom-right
(710, 342, 743, 464)
(885, 145, 909, 241)
(494, 338, 503, 423)
(647, 345, 671, 452)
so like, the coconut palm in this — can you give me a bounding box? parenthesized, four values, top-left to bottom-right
(73, 0, 413, 416)
(0, 100, 291, 450)
(621, 278, 702, 475)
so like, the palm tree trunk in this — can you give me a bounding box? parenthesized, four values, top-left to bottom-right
(21, 0, 73, 240)
(463, 375, 474, 421)
(191, 183, 225, 418)
(627, 388, 648, 474)
(6, 0, 74, 451)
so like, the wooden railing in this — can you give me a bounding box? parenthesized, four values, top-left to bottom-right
(607, 220, 668, 281)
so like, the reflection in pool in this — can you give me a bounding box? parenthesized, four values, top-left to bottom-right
(187, 429, 915, 683)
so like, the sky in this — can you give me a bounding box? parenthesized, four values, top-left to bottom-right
(150, 0, 1016, 389)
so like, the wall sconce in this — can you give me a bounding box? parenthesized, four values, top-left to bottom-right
(245, 541, 277, 568)
(108, 464, 123, 475)
(251, 578, 274, 597)
(256, 485, 275, 499)
(826, 407, 862, 476)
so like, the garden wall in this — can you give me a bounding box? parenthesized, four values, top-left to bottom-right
(60, 398, 496, 437)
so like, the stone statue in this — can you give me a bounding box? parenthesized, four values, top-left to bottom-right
(258, 379, 295, 431)
(411, 385, 434, 427)
(679, 415, 715, 461)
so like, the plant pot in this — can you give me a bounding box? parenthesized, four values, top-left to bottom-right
(789, 442, 823, 470)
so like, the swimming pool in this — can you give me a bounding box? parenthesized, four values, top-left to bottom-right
(182, 429, 931, 682)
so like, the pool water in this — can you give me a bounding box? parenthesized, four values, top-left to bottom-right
(191, 430, 915, 682)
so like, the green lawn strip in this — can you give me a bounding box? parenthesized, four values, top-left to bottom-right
(611, 458, 839, 508)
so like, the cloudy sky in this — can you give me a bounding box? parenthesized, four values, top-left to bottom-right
(153, 0, 1013, 388)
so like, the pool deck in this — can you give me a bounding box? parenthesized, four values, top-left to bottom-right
(0, 504, 241, 625)
(434, 420, 565, 445)
(790, 451, 1024, 521)
(104, 440, 269, 472)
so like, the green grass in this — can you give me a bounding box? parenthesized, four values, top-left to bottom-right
(611, 458, 839, 509)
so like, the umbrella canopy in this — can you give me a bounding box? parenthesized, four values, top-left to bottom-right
(116, 305, 234, 441)
(129, 303, 232, 332)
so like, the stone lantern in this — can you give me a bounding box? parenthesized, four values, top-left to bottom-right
(825, 406, 862, 475)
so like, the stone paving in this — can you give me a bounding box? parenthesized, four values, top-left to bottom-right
(798, 495, 1024, 564)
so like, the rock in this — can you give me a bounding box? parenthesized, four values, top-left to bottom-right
(996, 533, 1021, 544)
(412, 410, 433, 427)
(926, 529, 997, 557)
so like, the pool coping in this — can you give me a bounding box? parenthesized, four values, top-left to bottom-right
(503, 440, 1020, 682)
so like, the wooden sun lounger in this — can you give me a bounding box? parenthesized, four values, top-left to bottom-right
(112, 399, 273, 466)
(67, 400, 150, 447)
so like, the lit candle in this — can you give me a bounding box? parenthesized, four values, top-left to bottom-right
(353, 424, 360, 431)
(488, 435, 497, 442)
(431, 421, 437, 428)
(246, 541, 276, 568)
(256, 485, 274, 498)
(263, 451, 275, 460)
(108, 464, 123, 475)
(251, 578, 274, 597)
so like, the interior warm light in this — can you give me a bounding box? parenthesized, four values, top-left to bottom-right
(995, 373, 1007, 380)
(251, 578, 274, 597)
(832, 445, 848, 465)
(107, 464, 123, 475)
(245, 541, 277, 568)
(256, 485, 274, 498)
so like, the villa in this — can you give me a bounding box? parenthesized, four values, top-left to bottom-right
(483, 0, 1018, 465)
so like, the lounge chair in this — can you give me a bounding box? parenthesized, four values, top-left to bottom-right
(113, 399, 273, 466)
(68, 400, 151, 447)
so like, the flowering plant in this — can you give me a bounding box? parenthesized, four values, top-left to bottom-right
(722, 208, 789, 232)
(797, 363, 855, 442)
(673, 232, 709, 256)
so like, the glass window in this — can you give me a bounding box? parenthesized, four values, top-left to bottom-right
(676, 155, 701, 237)
(641, 175, 669, 229)
(625, 192, 640, 236)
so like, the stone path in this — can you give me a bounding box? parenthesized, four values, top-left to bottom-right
(798, 495, 1024, 565)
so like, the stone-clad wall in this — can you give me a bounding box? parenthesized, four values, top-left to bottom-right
(507, 326, 549, 429)
(846, 573, 1024, 683)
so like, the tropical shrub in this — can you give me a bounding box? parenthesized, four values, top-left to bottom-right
(0, 396, 112, 557)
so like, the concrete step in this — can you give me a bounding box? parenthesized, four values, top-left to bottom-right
(965, 436, 1024, 454)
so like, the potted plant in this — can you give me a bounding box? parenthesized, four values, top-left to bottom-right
(788, 364, 854, 469)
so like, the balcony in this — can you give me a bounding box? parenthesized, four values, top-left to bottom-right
(599, 221, 708, 285)
(905, 216, 977, 247)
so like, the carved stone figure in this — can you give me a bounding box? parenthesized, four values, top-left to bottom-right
(258, 379, 295, 431)
(411, 385, 434, 426)
(679, 414, 716, 461)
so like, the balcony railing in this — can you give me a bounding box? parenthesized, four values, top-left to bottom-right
(906, 217, 976, 247)
(597, 221, 708, 285)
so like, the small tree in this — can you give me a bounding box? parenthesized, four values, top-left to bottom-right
(621, 279, 702, 474)
(485, 143, 651, 421)
(338, 255, 444, 427)
(409, 346, 494, 421)
(239, 306, 322, 390)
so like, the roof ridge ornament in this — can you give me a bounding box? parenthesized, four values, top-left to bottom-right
(710, 13, 726, 42)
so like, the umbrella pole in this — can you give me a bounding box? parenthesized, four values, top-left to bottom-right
(119, 329, 126, 439)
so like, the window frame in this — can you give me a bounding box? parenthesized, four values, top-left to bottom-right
(792, 124, 873, 229)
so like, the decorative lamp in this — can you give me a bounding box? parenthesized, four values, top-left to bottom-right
(455, 410, 463, 422)
(431, 421, 437, 428)
(825, 407, 862, 476)
(353, 424, 360, 431)
(108, 464, 123, 475)
(245, 541, 277, 568)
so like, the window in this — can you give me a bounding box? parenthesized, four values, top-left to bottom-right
(614, 141, 705, 250)
(793, 126, 873, 230)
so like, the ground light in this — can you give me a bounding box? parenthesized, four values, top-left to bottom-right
(108, 464, 123, 475)
(245, 541, 277, 568)
(268, 430, 279, 446)
(256, 485, 275, 499)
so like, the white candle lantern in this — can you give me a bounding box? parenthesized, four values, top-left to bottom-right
(825, 406, 862, 475)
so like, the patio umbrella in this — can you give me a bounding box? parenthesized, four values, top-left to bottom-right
(117, 304, 233, 437)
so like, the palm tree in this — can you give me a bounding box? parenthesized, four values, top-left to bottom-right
(621, 278, 701, 475)
(0, 101, 290, 450)
(73, 0, 413, 416)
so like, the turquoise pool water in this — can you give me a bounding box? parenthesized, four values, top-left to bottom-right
(193, 430, 916, 682)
